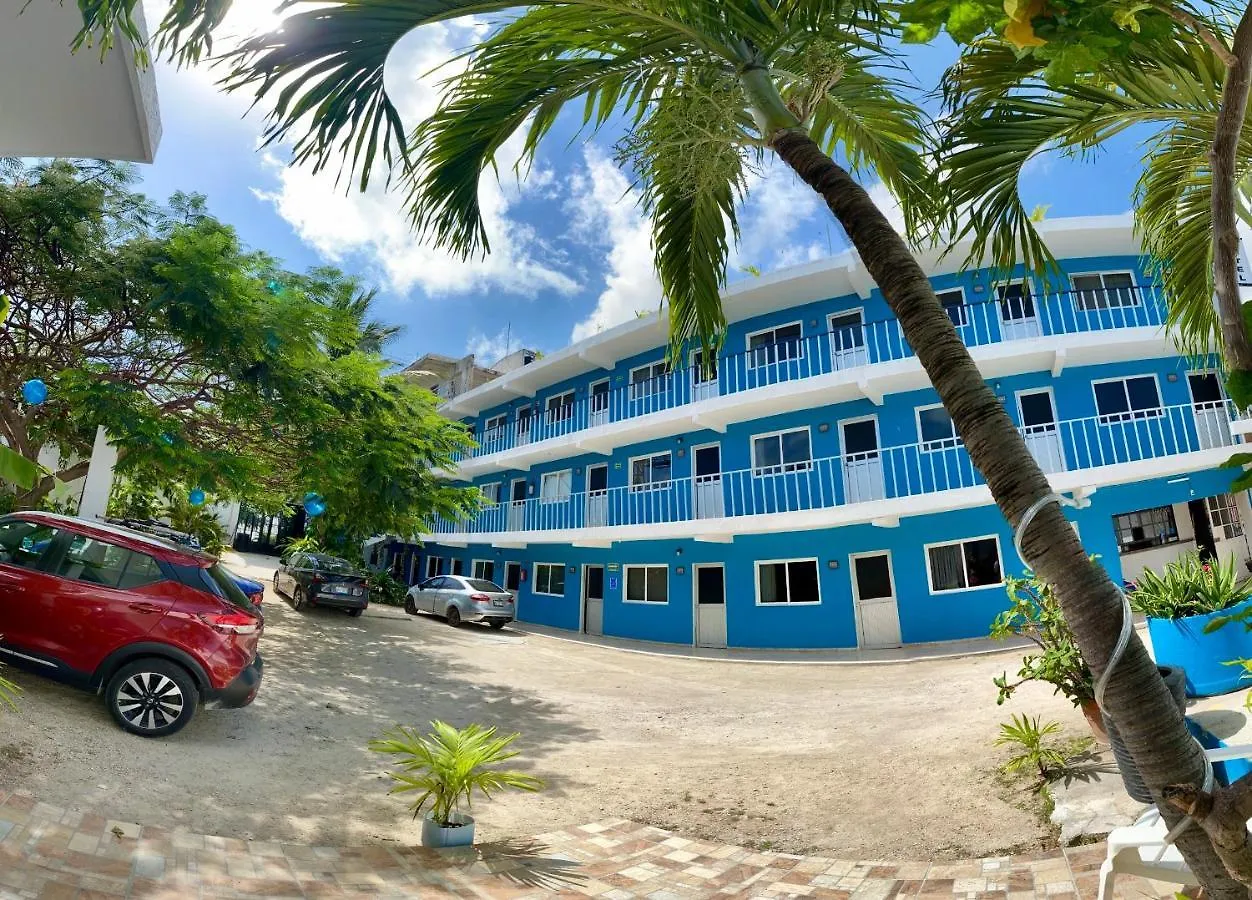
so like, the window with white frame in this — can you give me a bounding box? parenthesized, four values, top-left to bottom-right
(1073, 272, 1138, 310)
(917, 404, 960, 450)
(545, 390, 575, 423)
(1113, 505, 1179, 552)
(472, 559, 496, 582)
(625, 565, 669, 603)
(480, 482, 501, 504)
(926, 537, 1002, 592)
(425, 556, 444, 579)
(631, 452, 673, 490)
(540, 469, 572, 503)
(752, 428, 812, 475)
(1208, 494, 1244, 540)
(484, 413, 508, 435)
(757, 559, 821, 604)
(938, 289, 968, 327)
(1094, 376, 1162, 423)
(630, 361, 671, 399)
(748, 322, 803, 367)
(533, 563, 566, 596)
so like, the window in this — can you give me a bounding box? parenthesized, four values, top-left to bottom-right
(484, 413, 508, 435)
(829, 311, 865, 352)
(926, 537, 1003, 592)
(540, 469, 573, 503)
(545, 390, 575, 423)
(505, 562, 522, 592)
(1073, 272, 1138, 310)
(534, 563, 566, 596)
(752, 428, 812, 475)
(452, 559, 465, 576)
(55, 536, 164, 589)
(418, 577, 441, 590)
(0, 520, 61, 571)
(480, 483, 501, 505)
(472, 560, 496, 582)
(917, 404, 960, 450)
(1094, 376, 1162, 423)
(468, 578, 505, 593)
(1207, 494, 1244, 541)
(748, 322, 804, 367)
(630, 362, 671, 399)
(938, 289, 968, 327)
(425, 556, 444, 579)
(1113, 505, 1179, 552)
(625, 565, 669, 603)
(631, 452, 673, 490)
(756, 559, 821, 605)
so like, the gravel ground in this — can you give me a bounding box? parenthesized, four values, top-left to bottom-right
(0, 552, 1089, 860)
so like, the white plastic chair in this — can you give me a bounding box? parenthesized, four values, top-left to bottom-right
(1098, 744, 1252, 900)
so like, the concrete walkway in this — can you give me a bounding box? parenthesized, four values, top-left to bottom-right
(0, 788, 1175, 900)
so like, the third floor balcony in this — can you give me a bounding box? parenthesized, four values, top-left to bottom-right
(451, 284, 1172, 476)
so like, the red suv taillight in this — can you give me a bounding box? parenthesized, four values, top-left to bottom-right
(201, 612, 261, 634)
(470, 593, 491, 603)
(249, 591, 264, 606)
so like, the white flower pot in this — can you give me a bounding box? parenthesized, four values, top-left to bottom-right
(421, 810, 475, 848)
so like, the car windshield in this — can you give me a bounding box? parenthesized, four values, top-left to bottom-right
(308, 554, 356, 574)
(467, 578, 506, 593)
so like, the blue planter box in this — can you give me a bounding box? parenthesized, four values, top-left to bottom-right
(1148, 597, 1252, 697)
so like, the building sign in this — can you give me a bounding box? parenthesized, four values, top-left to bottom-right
(608, 575, 619, 591)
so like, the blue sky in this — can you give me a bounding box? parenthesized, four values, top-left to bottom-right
(134, 3, 1150, 370)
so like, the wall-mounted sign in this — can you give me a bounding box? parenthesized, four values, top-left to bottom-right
(608, 576, 620, 591)
(607, 563, 620, 572)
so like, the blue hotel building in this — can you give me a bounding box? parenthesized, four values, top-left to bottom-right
(391, 215, 1252, 650)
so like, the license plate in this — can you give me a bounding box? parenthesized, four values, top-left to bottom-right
(492, 599, 504, 607)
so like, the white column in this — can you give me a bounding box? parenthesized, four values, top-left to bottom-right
(77, 426, 117, 521)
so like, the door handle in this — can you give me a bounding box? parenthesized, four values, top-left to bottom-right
(128, 602, 164, 614)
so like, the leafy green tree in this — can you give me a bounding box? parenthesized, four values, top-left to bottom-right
(0, 158, 475, 541)
(74, 0, 1242, 890)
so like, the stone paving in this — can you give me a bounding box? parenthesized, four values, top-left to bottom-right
(0, 789, 1175, 900)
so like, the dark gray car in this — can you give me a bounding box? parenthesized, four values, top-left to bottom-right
(405, 575, 514, 628)
(273, 552, 369, 617)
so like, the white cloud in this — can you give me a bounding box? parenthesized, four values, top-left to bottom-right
(466, 327, 529, 367)
(731, 161, 825, 273)
(567, 148, 662, 343)
(866, 181, 906, 235)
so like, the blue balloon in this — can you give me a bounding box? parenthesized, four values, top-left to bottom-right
(266, 279, 282, 295)
(303, 491, 323, 504)
(305, 499, 326, 518)
(21, 379, 47, 405)
(159, 433, 175, 446)
(188, 488, 206, 507)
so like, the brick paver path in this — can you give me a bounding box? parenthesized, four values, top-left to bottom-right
(0, 790, 1174, 899)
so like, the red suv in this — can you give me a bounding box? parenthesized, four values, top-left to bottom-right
(0, 512, 264, 737)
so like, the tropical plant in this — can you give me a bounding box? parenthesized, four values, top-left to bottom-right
(107, 478, 164, 522)
(995, 714, 1069, 781)
(74, 0, 1246, 890)
(0, 666, 19, 713)
(1128, 553, 1251, 620)
(280, 535, 323, 557)
(992, 571, 1094, 707)
(366, 570, 407, 607)
(369, 721, 543, 826)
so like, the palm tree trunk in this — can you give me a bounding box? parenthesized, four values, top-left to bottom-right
(1211, 5, 1252, 374)
(767, 125, 1250, 895)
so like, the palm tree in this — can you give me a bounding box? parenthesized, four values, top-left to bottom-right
(74, 0, 1246, 890)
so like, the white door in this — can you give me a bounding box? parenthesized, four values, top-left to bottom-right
(1189, 372, 1230, 450)
(851, 552, 902, 649)
(694, 564, 727, 649)
(508, 479, 527, 531)
(842, 418, 885, 503)
(1018, 389, 1065, 474)
(585, 464, 609, 527)
(829, 311, 868, 370)
(691, 349, 718, 402)
(589, 381, 610, 429)
(693, 445, 724, 519)
(583, 565, 605, 636)
(515, 406, 533, 447)
(997, 284, 1042, 340)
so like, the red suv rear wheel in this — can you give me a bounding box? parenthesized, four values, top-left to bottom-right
(105, 658, 200, 737)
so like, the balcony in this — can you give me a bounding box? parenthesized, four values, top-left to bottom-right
(452, 286, 1173, 475)
(427, 400, 1240, 545)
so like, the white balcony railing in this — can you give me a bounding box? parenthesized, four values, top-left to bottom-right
(454, 285, 1170, 463)
(431, 399, 1237, 537)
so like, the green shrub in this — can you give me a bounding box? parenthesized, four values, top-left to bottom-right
(369, 721, 543, 826)
(1128, 552, 1250, 619)
(367, 570, 407, 606)
(995, 715, 1068, 780)
(992, 571, 1094, 707)
(279, 535, 322, 557)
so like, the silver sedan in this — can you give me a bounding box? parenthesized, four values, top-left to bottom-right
(404, 575, 515, 629)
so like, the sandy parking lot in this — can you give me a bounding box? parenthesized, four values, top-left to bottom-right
(0, 553, 1088, 860)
